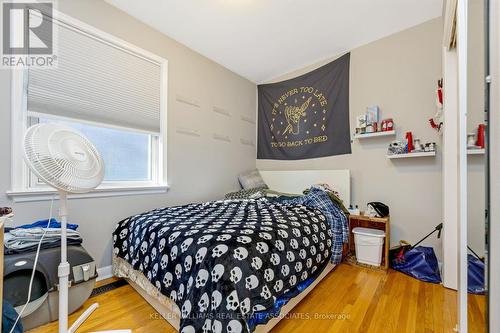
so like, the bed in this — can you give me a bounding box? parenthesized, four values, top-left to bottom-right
(112, 169, 350, 333)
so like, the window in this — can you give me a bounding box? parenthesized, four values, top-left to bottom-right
(33, 117, 155, 184)
(9, 9, 168, 201)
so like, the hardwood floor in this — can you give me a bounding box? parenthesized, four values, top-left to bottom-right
(28, 264, 486, 333)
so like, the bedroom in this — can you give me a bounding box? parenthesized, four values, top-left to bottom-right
(0, 0, 498, 332)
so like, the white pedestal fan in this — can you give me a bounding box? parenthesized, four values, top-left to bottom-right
(23, 123, 131, 333)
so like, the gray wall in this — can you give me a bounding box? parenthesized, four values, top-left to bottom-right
(0, 0, 257, 270)
(257, 18, 445, 258)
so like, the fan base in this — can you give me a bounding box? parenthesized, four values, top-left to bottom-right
(68, 302, 131, 333)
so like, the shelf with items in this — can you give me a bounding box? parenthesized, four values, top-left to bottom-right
(354, 130, 396, 139)
(467, 148, 485, 155)
(354, 105, 395, 140)
(386, 130, 436, 159)
(467, 124, 486, 151)
(387, 151, 436, 159)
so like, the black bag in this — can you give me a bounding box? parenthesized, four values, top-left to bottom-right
(367, 202, 389, 217)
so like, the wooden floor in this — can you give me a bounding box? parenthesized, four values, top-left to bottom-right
(28, 264, 486, 333)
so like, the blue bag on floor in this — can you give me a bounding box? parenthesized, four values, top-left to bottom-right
(468, 254, 485, 294)
(392, 246, 442, 284)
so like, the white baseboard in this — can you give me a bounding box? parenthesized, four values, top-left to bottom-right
(96, 265, 113, 281)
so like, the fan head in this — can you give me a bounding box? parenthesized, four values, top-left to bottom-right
(23, 123, 105, 193)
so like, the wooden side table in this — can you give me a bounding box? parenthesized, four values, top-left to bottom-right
(348, 214, 390, 270)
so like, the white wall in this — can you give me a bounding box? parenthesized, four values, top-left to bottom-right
(489, 1, 500, 329)
(467, 0, 486, 256)
(0, 0, 257, 270)
(442, 44, 459, 290)
(257, 18, 444, 257)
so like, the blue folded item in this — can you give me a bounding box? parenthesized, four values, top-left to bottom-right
(10, 218, 78, 231)
(468, 254, 485, 294)
(2, 300, 23, 333)
(392, 246, 442, 284)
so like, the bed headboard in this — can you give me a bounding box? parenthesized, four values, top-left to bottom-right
(259, 169, 351, 207)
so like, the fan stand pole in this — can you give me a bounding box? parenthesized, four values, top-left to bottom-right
(58, 191, 70, 333)
(57, 191, 128, 333)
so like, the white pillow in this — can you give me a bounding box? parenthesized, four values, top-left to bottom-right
(238, 169, 267, 189)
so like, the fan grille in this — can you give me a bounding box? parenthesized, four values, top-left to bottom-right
(24, 123, 105, 193)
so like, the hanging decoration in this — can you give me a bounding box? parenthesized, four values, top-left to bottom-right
(257, 53, 351, 160)
(429, 78, 444, 133)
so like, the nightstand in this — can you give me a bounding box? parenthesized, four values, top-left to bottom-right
(348, 214, 390, 270)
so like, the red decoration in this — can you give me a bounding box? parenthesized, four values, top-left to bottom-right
(477, 124, 486, 148)
(406, 132, 414, 152)
(429, 79, 444, 132)
(381, 118, 393, 131)
(437, 81, 443, 105)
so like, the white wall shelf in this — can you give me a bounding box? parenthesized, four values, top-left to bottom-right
(354, 130, 395, 139)
(467, 148, 485, 155)
(387, 151, 436, 159)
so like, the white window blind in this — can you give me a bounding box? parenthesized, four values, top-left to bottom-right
(27, 14, 163, 133)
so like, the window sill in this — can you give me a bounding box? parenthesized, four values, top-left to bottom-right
(6, 185, 169, 203)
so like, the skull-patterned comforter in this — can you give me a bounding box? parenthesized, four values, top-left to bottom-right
(113, 196, 346, 333)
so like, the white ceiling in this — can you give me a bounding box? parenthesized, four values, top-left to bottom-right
(105, 0, 443, 83)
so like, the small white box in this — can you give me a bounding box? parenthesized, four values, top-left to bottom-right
(353, 227, 386, 266)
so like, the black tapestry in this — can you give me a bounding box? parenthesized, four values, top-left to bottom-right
(257, 53, 351, 160)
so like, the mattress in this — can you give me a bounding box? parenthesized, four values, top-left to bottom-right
(113, 255, 181, 318)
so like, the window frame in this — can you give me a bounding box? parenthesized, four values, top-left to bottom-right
(8, 7, 168, 202)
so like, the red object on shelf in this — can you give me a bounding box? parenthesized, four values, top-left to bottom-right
(381, 119, 393, 131)
(476, 124, 486, 148)
(406, 132, 414, 152)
